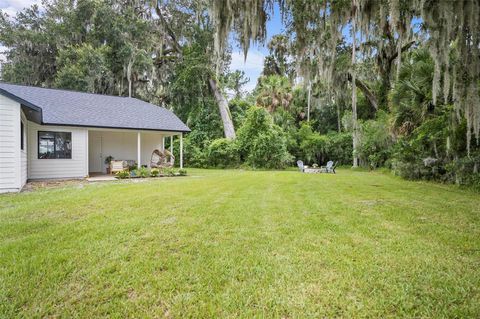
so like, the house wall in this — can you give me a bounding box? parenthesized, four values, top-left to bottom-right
(27, 122, 88, 179)
(88, 130, 164, 173)
(20, 110, 27, 186)
(140, 132, 165, 167)
(0, 95, 23, 192)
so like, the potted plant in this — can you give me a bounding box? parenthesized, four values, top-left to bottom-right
(104, 155, 114, 174)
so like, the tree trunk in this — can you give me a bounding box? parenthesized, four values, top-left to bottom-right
(307, 80, 312, 122)
(351, 11, 360, 168)
(156, 3, 236, 139)
(209, 78, 236, 139)
(378, 69, 391, 108)
(337, 103, 341, 132)
(127, 58, 133, 98)
(347, 74, 378, 111)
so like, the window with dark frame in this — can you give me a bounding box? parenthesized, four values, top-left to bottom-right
(20, 121, 24, 150)
(38, 131, 72, 159)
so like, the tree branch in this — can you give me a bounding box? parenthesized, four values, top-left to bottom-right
(389, 40, 416, 64)
(347, 73, 378, 110)
(155, 1, 236, 138)
(155, 2, 182, 54)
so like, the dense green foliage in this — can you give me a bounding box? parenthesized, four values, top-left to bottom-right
(295, 124, 352, 166)
(357, 113, 394, 169)
(207, 138, 240, 168)
(0, 1, 161, 99)
(187, 107, 292, 169)
(1, 1, 479, 187)
(237, 107, 292, 169)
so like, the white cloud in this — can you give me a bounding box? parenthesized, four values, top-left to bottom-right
(229, 50, 265, 93)
(230, 50, 265, 71)
(0, 0, 42, 17)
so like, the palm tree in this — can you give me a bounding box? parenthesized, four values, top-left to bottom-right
(255, 75, 293, 113)
(390, 48, 435, 136)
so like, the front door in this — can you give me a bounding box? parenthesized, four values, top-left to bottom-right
(89, 133, 103, 173)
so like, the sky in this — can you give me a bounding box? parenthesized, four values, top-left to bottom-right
(0, 1, 284, 93)
(229, 4, 285, 93)
(0, 0, 41, 17)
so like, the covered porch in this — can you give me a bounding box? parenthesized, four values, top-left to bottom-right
(87, 128, 183, 175)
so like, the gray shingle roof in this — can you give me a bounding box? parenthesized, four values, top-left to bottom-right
(0, 82, 190, 132)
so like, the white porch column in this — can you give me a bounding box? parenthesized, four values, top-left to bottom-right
(170, 135, 173, 154)
(137, 132, 141, 169)
(180, 133, 183, 169)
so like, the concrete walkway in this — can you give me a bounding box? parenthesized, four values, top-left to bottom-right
(86, 175, 116, 182)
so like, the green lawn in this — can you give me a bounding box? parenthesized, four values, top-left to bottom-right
(0, 169, 479, 318)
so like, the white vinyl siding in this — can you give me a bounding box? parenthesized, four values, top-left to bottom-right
(0, 95, 22, 192)
(20, 111, 27, 186)
(27, 122, 88, 179)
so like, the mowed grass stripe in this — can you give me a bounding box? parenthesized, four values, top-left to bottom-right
(0, 169, 479, 317)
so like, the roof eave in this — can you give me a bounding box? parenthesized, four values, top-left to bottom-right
(0, 88, 42, 113)
(0, 88, 43, 124)
(42, 122, 191, 133)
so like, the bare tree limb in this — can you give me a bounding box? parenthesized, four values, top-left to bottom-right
(155, 2, 182, 54)
(389, 40, 416, 64)
(347, 73, 378, 110)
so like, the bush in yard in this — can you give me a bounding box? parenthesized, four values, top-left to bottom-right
(324, 132, 353, 165)
(172, 135, 208, 168)
(164, 167, 176, 176)
(236, 107, 271, 158)
(446, 151, 480, 190)
(357, 112, 394, 169)
(296, 123, 352, 165)
(298, 125, 329, 164)
(150, 168, 160, 177)
(178, 168, 187, 176)
(237, 107, 293, 169)
(116, 170, 129, 179)
(134, 167, 149, 178)
(207, 138, 240, 168)
(391, 114, 480, 188)
(246, 127, 293, 169)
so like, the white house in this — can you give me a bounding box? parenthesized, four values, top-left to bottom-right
(0, 82, 190, 193)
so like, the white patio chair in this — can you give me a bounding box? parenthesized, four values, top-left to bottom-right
(321, 161, 336, 174)
(297, 160, 305, 172)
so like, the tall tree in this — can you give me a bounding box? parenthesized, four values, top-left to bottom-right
(262, 35, 294, 80)
(154, 0, 236, 139)
(256, 75, 293, 113)
(224, 70, 249, 99)
(208, 0, 480, 163)
(0, 5, 57, 86)
(0, 0, 164, 100)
